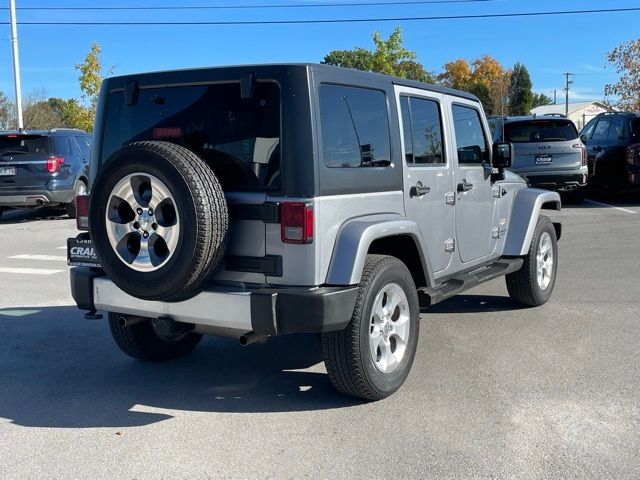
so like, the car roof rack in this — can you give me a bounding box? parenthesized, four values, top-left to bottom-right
(596, 111, 637, 117)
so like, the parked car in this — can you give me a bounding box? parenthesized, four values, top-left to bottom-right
(68, 64, 561, 400)
(489, 116, 588, 203)
(0, 129, 92, 219)
(579, 112, 640, 196)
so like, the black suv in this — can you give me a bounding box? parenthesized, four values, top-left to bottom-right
(0, 129, 92, 219)
(579, 112, 640, 195)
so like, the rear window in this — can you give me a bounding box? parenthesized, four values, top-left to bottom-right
(102, 82, 281, 190)
(504, 120, 578, 143)
(0, 135, 50, 156)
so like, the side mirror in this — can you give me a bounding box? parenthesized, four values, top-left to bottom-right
(492, 142, 512, 169)
(580, 134, 588, 143)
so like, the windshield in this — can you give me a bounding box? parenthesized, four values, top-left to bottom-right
(102, 82, 281, 190)
(0, 135, 50, 156)
(504, 120, 578, 143)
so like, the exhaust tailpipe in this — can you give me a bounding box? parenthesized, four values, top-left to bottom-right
(118, 315, 145, 328)
(239, 332, 267, 346)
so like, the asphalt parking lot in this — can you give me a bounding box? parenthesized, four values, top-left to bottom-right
(1, 198, 639, 480)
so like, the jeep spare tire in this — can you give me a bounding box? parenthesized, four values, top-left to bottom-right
(89, 141, 228, 302)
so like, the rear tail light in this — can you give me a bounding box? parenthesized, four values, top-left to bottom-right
(46, 156, 64, 173)
(626, 145, 638, 165)
(75, 195, 90, 230)
(573, 144, 587, 166)
(280, 202, 313, 244)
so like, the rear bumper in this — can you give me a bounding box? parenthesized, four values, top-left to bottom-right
(70, 267, 358, 336)
(518, 170, 588, 192)
(0, 187, 73, 207)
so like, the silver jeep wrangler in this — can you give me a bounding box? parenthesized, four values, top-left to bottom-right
(68, 64, 561, 400)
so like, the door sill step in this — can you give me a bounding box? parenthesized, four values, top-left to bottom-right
(418, 258, 524, 307)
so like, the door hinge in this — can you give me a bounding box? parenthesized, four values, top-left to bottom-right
(445, 192, 456, 205)
(491, 227, 500, 238)
(445, 238, 456, 252)
(492, 186, 502, 198)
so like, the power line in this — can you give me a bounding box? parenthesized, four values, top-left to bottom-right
(1, 7, 638, 25)
(3, 0, 495, 11)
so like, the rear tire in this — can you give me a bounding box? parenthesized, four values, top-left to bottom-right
(108, 313, 202, 361)
(506, 215, 558, 307)
(322, 255, 420, 401)
(65, 179, 87, 218)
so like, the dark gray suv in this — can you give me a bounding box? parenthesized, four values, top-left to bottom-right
(0, 129, 91, 219)
(489, 116, 588, 202)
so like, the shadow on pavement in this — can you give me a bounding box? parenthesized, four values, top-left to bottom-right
(425, 294, 524, 314)
(0, 306, 361, 429)
(0, 207, 71, 224)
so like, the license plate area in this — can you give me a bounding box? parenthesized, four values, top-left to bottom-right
(0, 166, 16, 176)
(535, 154, 553, 165)
(67, 237, 101, 267)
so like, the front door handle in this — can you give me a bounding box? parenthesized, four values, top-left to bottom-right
(457, 180, 473, 192)
(410, 185, 431, 197)
(593, 146, 603, 152)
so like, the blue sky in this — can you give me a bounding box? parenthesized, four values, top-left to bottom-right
(1, 0, 639, 104)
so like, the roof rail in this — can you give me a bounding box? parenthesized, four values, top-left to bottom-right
(596, 111, 635, 116)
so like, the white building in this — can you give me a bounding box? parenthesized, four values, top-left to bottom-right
(530, 101, 615, 131)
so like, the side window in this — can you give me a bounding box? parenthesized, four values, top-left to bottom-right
(400, 96, 413, 164)
(319, 84, 391, 168)
(75, 135, 91, 158)
(632, 119, 640, 140)
(580, 117, 598, 140)
(407, 96, 444, 165)
(607, 117, 629, 142)
(52, 136, 73, 156)
(452, 104, 488, 165)
(591, 118, 611, 142)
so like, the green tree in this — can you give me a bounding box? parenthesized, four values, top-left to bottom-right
(532, 92, 553, 108)
(605, 38, 640, 111)
(467, 83, 494, 115)
(508, 63, 534, 115)
(322, 27, 432, 82)
(69, 42, 106, 132)
(323, 49, 373, 71)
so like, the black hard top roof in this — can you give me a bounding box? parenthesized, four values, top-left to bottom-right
(105, 63, 479, 102)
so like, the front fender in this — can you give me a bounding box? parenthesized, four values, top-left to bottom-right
(503, 188, 561, 256)
(325, 215, 434, 286)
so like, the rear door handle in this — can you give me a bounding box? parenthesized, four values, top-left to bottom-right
(410, 185, 430, 197)
(457, 180, 473, 192)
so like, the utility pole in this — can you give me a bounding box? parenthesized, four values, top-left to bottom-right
(552, 89, 557, 105)
(9, 0, 24, 130)
(563, 72, 573, 118)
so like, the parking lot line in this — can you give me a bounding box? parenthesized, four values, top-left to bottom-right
(0, 267, 64, 275)
(584, 199, 637, 214)
(7, 254, 68, 262)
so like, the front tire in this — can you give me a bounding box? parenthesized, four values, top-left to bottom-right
(108, 313, 202, 361)
(506, 215, 558, 307)
(322, 255, 420, 401)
